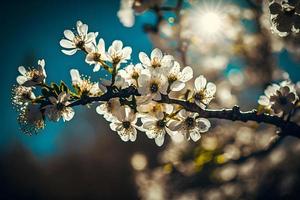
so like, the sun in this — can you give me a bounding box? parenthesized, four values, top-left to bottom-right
(189, 2, 226, 41)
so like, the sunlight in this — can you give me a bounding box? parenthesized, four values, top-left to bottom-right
(191, 4, 225, 41)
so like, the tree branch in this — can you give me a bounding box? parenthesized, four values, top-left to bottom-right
(67, 87, 300, 138)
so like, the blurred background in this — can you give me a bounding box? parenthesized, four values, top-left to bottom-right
(1, 0, 300, 199)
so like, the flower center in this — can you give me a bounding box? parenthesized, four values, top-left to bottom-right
(168, 75, 177, 83)
(156, 119, 166, 128)
(93, 53, 102, 62)
(194, 92, 204, 101)
(132, 71, 139, 80)
(122, 121, 131, 129)
(150, 82, 159, 93)
(185, 117, 195, 128)
(279, 96, 288, 105)
(76, 40, 85, 49)
(152, 58, 161, 68)
(56, 102, 65, 111)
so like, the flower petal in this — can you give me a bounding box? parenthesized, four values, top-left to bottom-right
(195, 75, 207, 91)
(139, 52, 151, 66)
(64, 30, 75, 41)
(151, 48, 163, 60)
(180, 66, 193, 82)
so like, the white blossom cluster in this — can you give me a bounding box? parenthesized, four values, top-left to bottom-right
(11, 20, 299, 146)
(258, 80, 299, 117)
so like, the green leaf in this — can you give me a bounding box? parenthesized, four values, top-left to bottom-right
(51, 82, 60, 95)
(60, 81, 69, 92)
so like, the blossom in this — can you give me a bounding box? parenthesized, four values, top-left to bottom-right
(192, 75, 216, 109)
(44, 92, 75, 122)
(60, 20, 98, 55)
(118, 63, 144, 86)
(137, 101, 173, 118)
(12, 85, 36, 107)
(167, 61, 193, 92)
(269, 1, 300, 36)
(258, 81, 298, 115)
(117, 0, 135, 27)
(17, 59, 47, 87)
(138, 69, 168, 101)
(96, 98, 121, 121)
(109, 106, 138, 142)
(18, 104, 44, 135)
(85, 38, 108, 72)
(139, 48, 174, 72)
(140, 106, 173, 146)
(106, 40, 132, 65)
(70, 69, 102, 96)
(168, 109, 211, 142)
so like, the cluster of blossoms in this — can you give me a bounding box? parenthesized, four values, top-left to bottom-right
(269, 0, 300, 37)
(11, 20, 300, 145)
(258, 80, 299, 117)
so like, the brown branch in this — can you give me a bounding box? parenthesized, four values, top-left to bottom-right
(67, 86, 300, 138)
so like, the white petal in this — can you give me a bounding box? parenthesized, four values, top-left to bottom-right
(112, 40, 123, 52)
(93, 64, 101, 72)
(97, 38, 105, 54)
(139, 52, 151, 66)
(16, 76, 27, 85)
(258, 95, 270, 106)
(63, 30, 75, 41)
(155, 134, 165, 146)
(206, 82, 217, 95)
(195, 75, 207, 91)
(161, 55, 174, 68)
(151, 48, 162, 60)
(70, 69, 81, 85)
(197, 118, 211, 132)
(79, 24, 88, 36)
(130, 128, 137, 142)
(62, 49, 77, 55)
(180, 66, 193, 82)
(109, 122, 118, 131)
(122, 47, 132, 60)
(60, 39, 75, 49)
(62, 108, 75, 121)
(18, 66, 27, 75)
(190, 130, 201, 142)
(171, 81, 185, 91)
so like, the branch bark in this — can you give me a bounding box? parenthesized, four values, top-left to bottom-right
(68, 86, 300, 138)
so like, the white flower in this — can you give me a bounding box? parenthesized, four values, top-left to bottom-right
(70, 69, 102, 96)
(44, 92, 75, 122)
(141, 111, 173, 146)
(85, 38, 107, 72)
(96, 98, 121, 121)
(137, 101, 173, 118)
(138, 69, 168, 101)
(168, 109, 211, 142)
(118, 63, 144, 86)
(192, 75, 216, 109)
(109, 106, 138, 142)
(106, 40, 132, 65)
(139, 48, 174, 72)
(17, 59, 47, 87)
(18, 103, 45, 135)
(258, 81, 298, 115)
(12, 85, 36, 107)
(60, 20, 98, 55)
(167, 61, 193, 92)
(117, 0, 135, 27)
